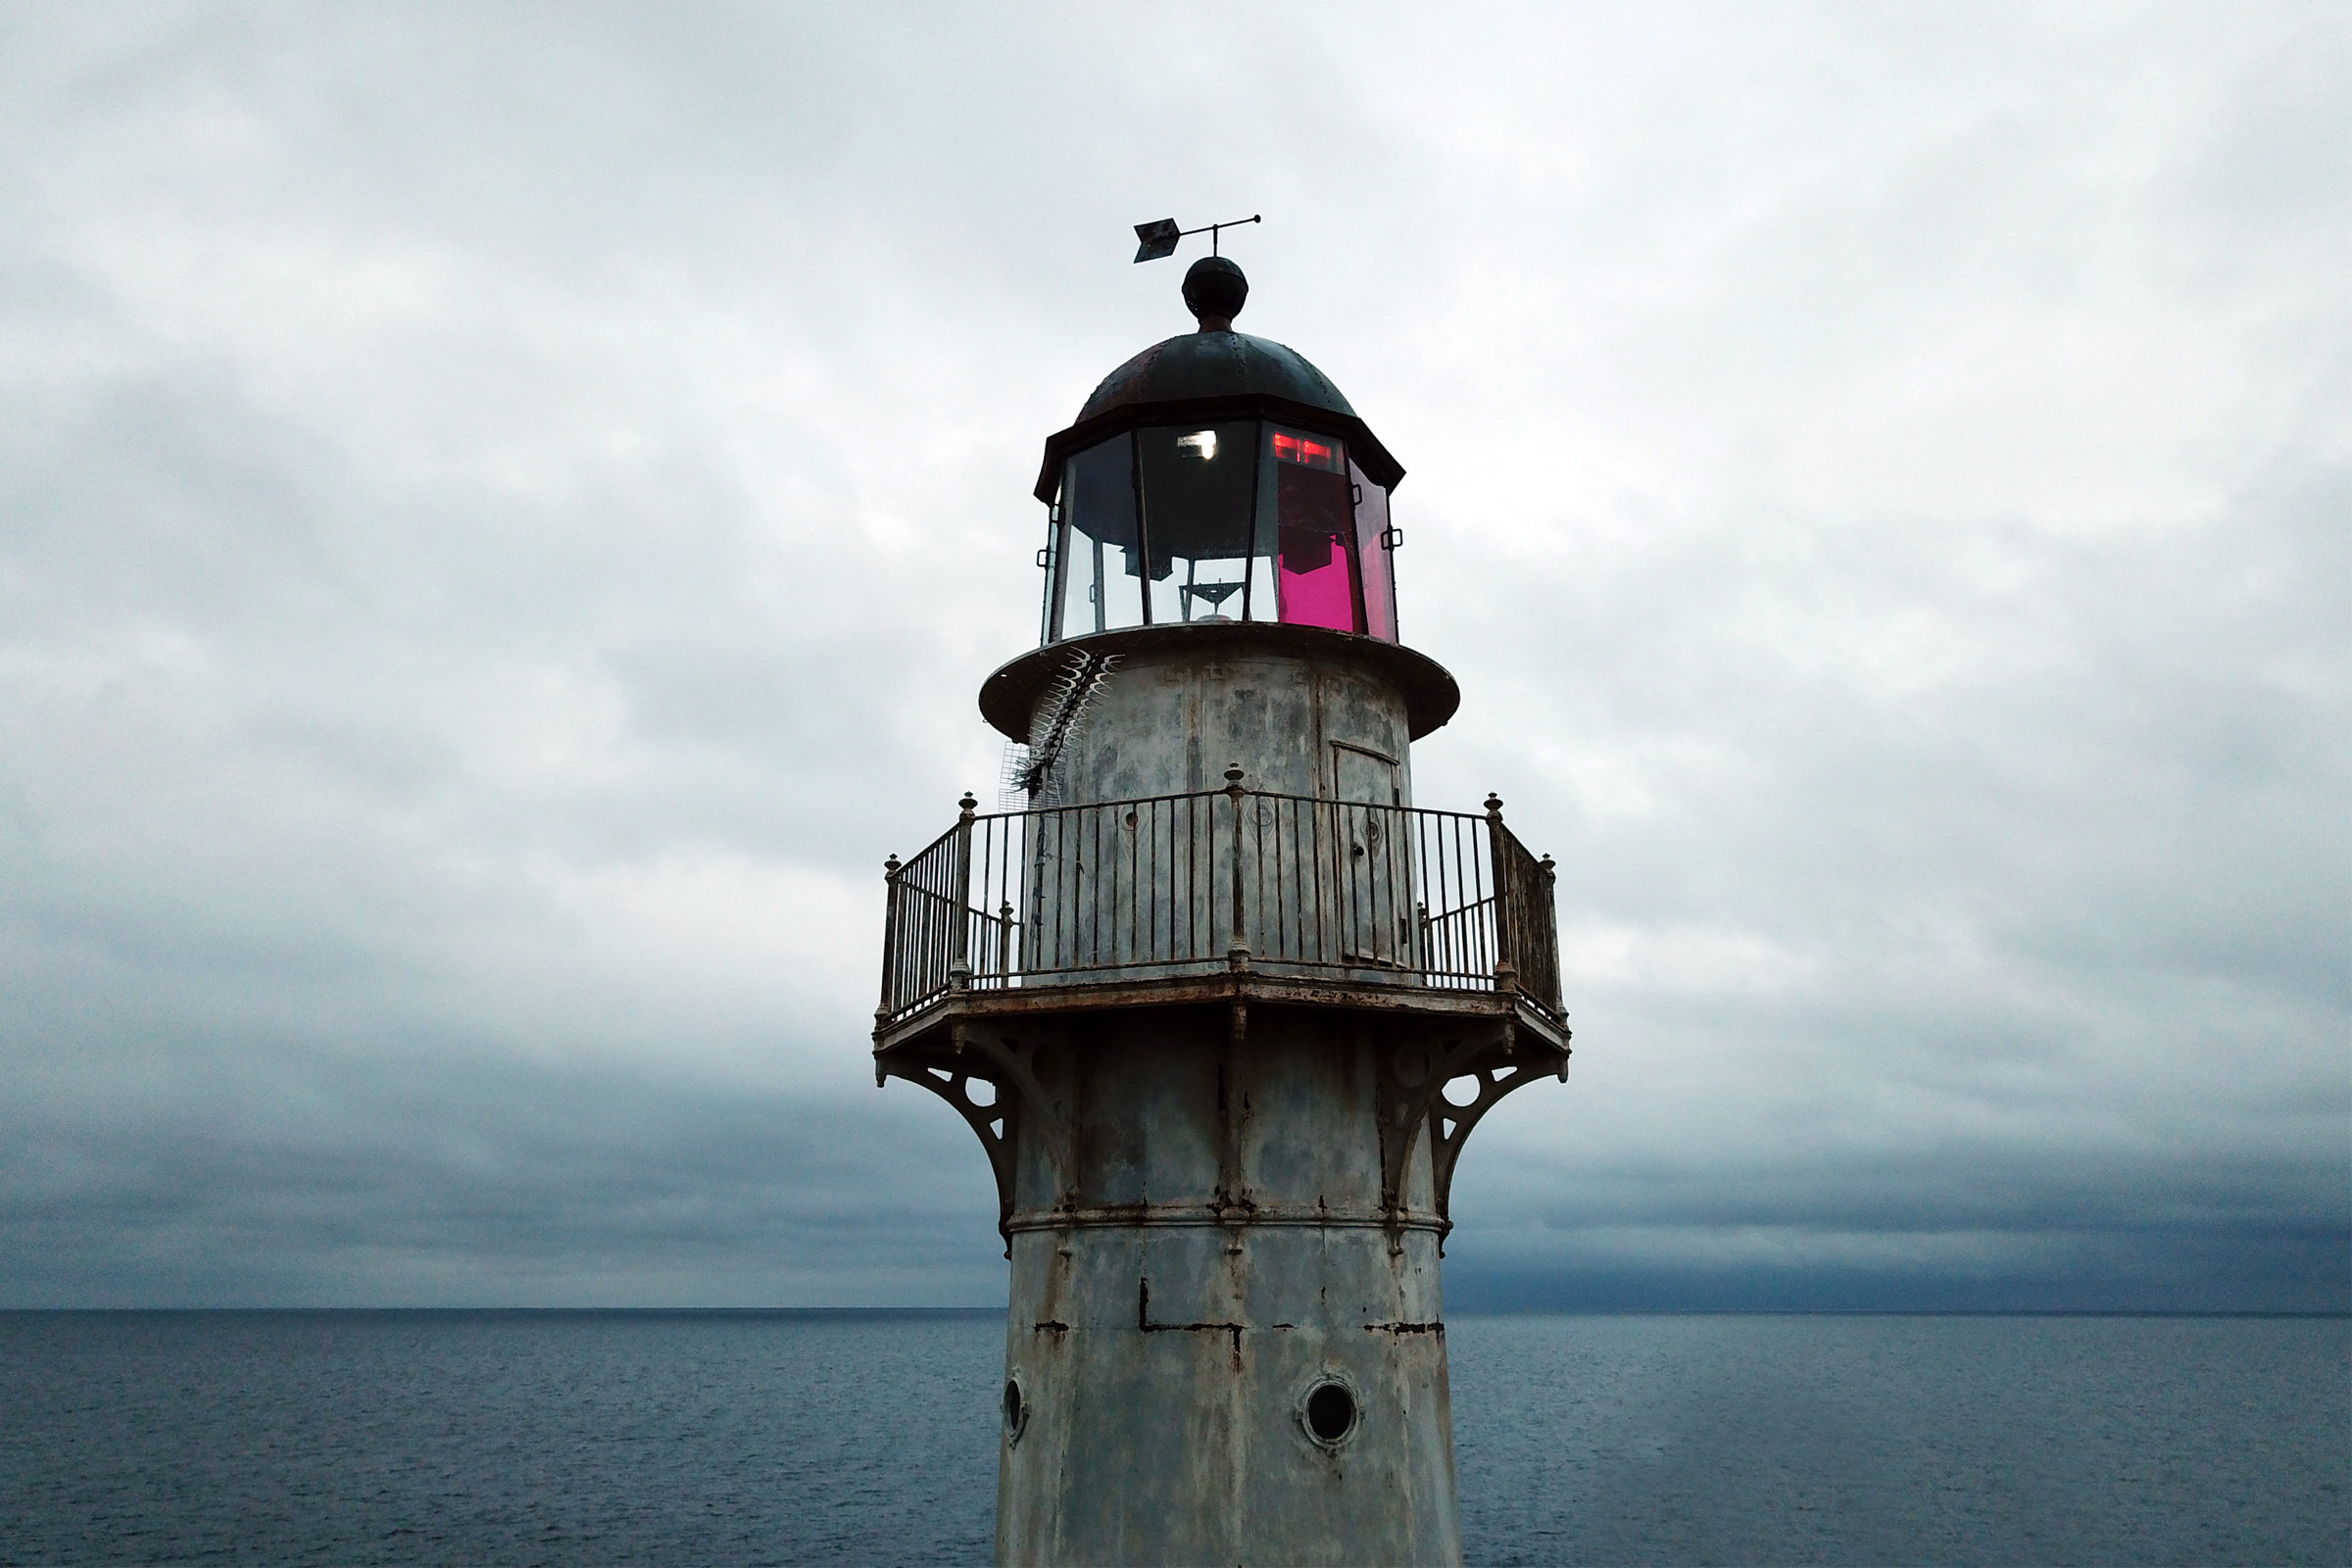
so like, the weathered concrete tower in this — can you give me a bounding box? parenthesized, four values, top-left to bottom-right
(874, 255, 1569, 1567)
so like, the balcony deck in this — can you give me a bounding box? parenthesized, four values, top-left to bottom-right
(873, 782, 1567, 1057)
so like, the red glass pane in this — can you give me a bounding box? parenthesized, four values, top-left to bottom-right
(1272, 431, 1343, 471)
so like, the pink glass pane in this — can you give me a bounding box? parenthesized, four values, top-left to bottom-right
(1272, 435, 1363, 633)
(1278, 543, 1359, 631)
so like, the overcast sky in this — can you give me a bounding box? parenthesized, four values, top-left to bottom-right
(2, 2, 2344, 1309)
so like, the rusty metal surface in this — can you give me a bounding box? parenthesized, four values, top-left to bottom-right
(1027, 633, 1422, 801)
(878, 999, 1559, 1566)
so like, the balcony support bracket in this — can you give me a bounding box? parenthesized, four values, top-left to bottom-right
(1375, 1017, 1571, 1251)
(877, 1018, 1077, 1255)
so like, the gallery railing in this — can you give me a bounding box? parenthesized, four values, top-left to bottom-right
(878, 776, 1559, 1028)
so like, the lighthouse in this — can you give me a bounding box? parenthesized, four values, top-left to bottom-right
(873, 253, 1569, 1567)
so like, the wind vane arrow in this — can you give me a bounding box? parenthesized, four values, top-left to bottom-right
(1133, 214, 1260, 263)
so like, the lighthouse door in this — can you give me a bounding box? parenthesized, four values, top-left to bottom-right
(1332, 743, 1403, 966)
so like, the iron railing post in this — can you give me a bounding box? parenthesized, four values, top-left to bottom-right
(1536, 853, 1559, 1010)
(877, 853, 903, 1026)
(949, 792, 976, 992)
(1225, 763, 1250, 970)
(1485, 793, 1519, 997)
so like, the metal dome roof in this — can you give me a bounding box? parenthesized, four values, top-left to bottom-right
(1032, 263, 1404, 503)
(1074, 330, 1358, 423)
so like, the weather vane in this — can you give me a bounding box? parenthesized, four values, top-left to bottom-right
(1131, 213, 1261, 264)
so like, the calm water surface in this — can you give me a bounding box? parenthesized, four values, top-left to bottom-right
(1448, 1314, 2346, 1567)
(1, 1310, 2342, 1566)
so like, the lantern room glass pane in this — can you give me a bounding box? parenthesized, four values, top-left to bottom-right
(1044, 420, 1389, 645)
(1058, 433, 1145, 635)
(1040, 508, 1065, 642)
(1137, 421, 1257, 622)
(1271, 426, 1362, 633)
(1349, 458, 1396, 642)
(1055, 494, 1098, 638)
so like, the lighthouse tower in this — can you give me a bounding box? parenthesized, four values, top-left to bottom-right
(873, 256, 1569, 1567)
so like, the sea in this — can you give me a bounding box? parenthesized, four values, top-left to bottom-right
(0, 1310, 2342, 1566)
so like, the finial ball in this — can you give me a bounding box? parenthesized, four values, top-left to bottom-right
(1183, 257, 1248, 329)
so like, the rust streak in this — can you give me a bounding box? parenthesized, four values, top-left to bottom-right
(1137, 1277, 1246, 1356)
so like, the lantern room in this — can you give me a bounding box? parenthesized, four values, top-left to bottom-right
(1030, 257, 1405, 646)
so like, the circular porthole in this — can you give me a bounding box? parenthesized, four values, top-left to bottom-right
(1003, 1377, 1028, 1444)
(1301, 1378, 1358, 1446)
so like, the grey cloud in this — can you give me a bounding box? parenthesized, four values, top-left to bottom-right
(1, 3, 2344, 1308)
(0, 1052, 1004, 1307)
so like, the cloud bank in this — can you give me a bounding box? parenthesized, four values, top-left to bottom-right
(1, 2, 2344, 1307)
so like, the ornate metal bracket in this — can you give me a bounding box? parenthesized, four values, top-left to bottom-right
(1375, 1017, 1569, 1248)
(876, 1020, 1072, 1253)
